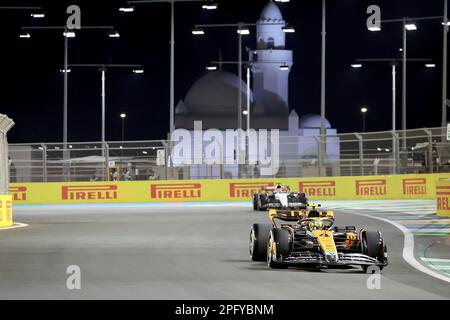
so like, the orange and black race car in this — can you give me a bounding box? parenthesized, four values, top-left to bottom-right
(249, 205, 388, 272)
(252, 184, 308, 211)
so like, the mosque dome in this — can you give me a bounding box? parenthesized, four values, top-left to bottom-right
(259, 1, 284, 23)
(183, 70, 253, 115)
(299, 114, 331, 129)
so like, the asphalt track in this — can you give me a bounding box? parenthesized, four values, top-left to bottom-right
(0, 203, 449, 299)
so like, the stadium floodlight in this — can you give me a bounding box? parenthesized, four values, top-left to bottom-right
(405, 23, 417, 31)
(19, 31, 30, 38)
(192, 27, 205, 35)
(108, 30, 120, 38)
(237, 27, 250, 35)
(59, 69, 72, 73)
(30, 13, 45, 18)
(282, 24, 295, 33)
(368, 26, 381, 32)
(119, 7, 134, 13)
(202, 3, 218, 10)
(63, 31, 76, 38)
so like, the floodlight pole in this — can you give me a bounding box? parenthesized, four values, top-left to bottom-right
(129, 0, 214, 138)
(443, 0, 448, 130)
(67, 64, 143, 144)
(354, 58, 433, 174)
(20, 26, 115, 145)
(319, 0, 326, 177)
(64, 33, 69, 147)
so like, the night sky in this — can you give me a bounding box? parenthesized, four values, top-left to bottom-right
(0, 0, 446, 143)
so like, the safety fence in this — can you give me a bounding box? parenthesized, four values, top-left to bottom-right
(7, 127, 450, 183)
(8, 173, 450, 205)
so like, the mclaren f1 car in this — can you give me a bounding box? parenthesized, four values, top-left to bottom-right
(252, 184, 308, 211)
(249, 205, 388, 272)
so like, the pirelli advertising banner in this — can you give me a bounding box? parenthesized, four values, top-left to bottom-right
(7, 173, 450, 205)
(436, 179, 450, 217)
(0, 194, 13, 227)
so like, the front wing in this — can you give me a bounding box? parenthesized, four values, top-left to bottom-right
(279, 251, 388, 267)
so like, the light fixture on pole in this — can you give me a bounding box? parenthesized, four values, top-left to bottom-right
(237, 27, 250, 35)
(30, 12, 45, 18)
(425, 63, 436, 68)
(361, 106, 368, 132)
(279, 64, 290, 71)
(19, 31, 30, 38)
(120, 113, 126, 140)
(282, 24, 295, 33)
(20, 25, 117, 152)
(63, 31, 76, 38)
(367, 14, 444, 154)
(108, 30, 120, 38)
(119, 6, 134, 13)
(351, 64, 362, 68)
(202, 3, 218, 10)
(133, 68, 144, 74)
(405, 22, 418, 31)
(353, 57, 434, 173)
(206, 65, 218, 71)
(192, 27, 205, 35)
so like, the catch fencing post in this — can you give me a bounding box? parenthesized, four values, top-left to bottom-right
(314, 136, 322, 177)
(104, 142, 109, 181)
(41, 143, 47, 182)
(424, 128, 434, 173)
(355, 133, 364, 175)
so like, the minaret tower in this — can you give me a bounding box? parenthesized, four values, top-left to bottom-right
(250, 1, 293, 116)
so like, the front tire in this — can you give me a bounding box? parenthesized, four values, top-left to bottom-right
(267, 228, 291, 269)
(249, 224, 272, 262)
(361, 230, 386, 272)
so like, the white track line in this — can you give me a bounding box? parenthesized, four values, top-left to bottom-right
(350, 212, 450, 283)
(0, 222, 28, 230)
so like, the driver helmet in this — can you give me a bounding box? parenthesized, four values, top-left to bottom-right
(308, 219, 324, 230)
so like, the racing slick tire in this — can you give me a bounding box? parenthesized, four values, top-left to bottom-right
(253, 194, 259, 211)
(258, 194, 267, 211)
(249, 224, 272, 262)
(267, 228, 291, 269)
(361, 230, 386, 273)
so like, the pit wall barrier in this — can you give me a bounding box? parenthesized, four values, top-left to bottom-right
(0, 194, 13, 227)
(8, 173, 450, 205)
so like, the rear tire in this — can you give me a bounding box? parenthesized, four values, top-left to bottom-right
(267, 228, 291, 269)
(258, 195, 267, 211)
(253, 194, 259, 211)
(249, 224, 272, 262)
